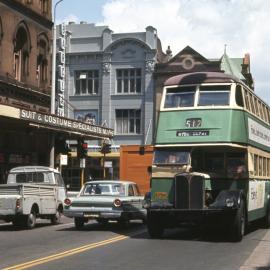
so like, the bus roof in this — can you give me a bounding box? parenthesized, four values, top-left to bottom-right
(164, 72, 242, 87)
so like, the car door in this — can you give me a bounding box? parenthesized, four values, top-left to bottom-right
(128, 184, 145, 218)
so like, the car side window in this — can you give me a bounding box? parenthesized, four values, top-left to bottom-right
(133, 184, 140, 196)
(128, 185, 134, 196)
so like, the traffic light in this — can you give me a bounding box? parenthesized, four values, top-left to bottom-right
(100, 142, 111, 154)
(55, 137, 71, 155)
(77, 139, 88, 158)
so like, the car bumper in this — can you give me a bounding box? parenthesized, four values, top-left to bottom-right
(63, 209, 123, 219)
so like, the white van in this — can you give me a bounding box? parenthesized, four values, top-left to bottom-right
(0, 166, 66, 229)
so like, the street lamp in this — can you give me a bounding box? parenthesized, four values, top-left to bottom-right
(50, 0, 64, 168)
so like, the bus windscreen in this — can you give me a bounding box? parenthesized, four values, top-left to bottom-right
(153, 150, 190, 165)
(164, 86, 196, 108)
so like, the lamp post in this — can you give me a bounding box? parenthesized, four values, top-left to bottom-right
(50, 0, 64, 168)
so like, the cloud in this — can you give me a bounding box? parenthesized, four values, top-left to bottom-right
(56, 14, 79, 25)
(99, 0, 270, 102)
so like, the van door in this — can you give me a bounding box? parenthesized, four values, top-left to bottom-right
(54, 173, 66, 205)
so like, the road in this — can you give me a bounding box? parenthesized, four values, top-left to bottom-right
(0, 217, 269, 270)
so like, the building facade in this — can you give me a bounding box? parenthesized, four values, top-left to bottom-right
(0, 1, 113, 186)
(61, 22, 166, 180)
(0, 0, 53, 183)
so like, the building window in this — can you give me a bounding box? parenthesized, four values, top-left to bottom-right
(41, 0, 49, 14)
(13, 22, 31, 82)
(115, 109, 141, 134)
(37, 34, 49, 86)
(75, 70, 99, 95)
(116, 69, 141, 94)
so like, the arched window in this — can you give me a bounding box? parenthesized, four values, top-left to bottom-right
(37, 33, 49, 85)
(13, 21, 31, 82)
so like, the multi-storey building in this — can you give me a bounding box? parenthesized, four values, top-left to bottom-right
(0, 2, 113, 185)
(61, 22, 167, 180)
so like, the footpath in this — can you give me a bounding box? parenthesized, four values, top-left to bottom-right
(240, 229, 270, 270)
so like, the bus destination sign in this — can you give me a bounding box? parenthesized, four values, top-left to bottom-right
(176, 130, 209, 137)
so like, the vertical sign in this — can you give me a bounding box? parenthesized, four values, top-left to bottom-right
(56, 23, 66, 117)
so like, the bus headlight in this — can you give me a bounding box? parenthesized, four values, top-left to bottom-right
(225, 198, 235, 208)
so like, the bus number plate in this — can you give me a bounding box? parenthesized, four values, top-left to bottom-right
(185, 118, 202, 128)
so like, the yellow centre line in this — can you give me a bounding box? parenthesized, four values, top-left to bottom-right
(3, 235, 128, 270)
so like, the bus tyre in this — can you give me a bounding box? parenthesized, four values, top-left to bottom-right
(262, 199, 270, 228)
(230, 200, 246, 242)
(74, 217, 85, 229)
(147, 214, 164, 238)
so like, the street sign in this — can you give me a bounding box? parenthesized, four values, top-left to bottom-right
(104, 161, 112, 168)
(60, 154, 68, 166)
(80, 158, 86, 168)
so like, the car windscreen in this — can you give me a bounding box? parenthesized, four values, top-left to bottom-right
(82, 183, 125, 196)
(153, 150, 190, 165)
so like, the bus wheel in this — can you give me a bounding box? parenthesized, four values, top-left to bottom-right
(262, 199, 270, 228)
(147, 214, 164, 238)
(230, 200, 246, 242)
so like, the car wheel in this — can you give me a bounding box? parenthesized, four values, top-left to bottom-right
(147, 214, 164, 238)
(118, 219, 129, 228)
(74, 217, 85, 229)
(97, 218, 108, 226)
(230, 200, 246, 242)
(51, 210, 62, 225)
(24, 211, 37, 229)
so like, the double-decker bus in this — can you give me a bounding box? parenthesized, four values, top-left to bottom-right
(147, 72, 270, 241)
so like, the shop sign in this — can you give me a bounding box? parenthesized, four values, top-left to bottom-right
(20, 109, 113, 138)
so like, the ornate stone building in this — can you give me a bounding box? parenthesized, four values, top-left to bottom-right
(60, 22, 166, 180)
(0, 1, 113, 185)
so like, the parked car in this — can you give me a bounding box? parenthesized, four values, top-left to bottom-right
(63, 180, 146, 229)
(0, 166, 66, 229)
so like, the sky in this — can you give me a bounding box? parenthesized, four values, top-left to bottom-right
(53, 0, 270, 103)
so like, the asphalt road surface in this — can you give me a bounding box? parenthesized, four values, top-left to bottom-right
(0, 217, 269, 270)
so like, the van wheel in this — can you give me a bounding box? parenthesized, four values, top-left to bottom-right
(51, 210, 62, 225)
(74, 217, 85, 229)
(230, 200, 246, 242)
(24, 211, 37, 229)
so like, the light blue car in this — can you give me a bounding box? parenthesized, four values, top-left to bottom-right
(63, 180, 147, 229)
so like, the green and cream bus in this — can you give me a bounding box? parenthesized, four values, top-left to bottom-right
(147, 72, 270, 241)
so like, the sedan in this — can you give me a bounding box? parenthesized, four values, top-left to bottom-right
(63, 180, 147, 229)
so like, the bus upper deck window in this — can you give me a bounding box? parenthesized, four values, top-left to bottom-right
(164, 86, 196, 108)
(235, 85, 244, 107)
(198, 85, 230, 106)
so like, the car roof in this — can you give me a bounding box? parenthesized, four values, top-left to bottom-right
(84, 180, 136, 185)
